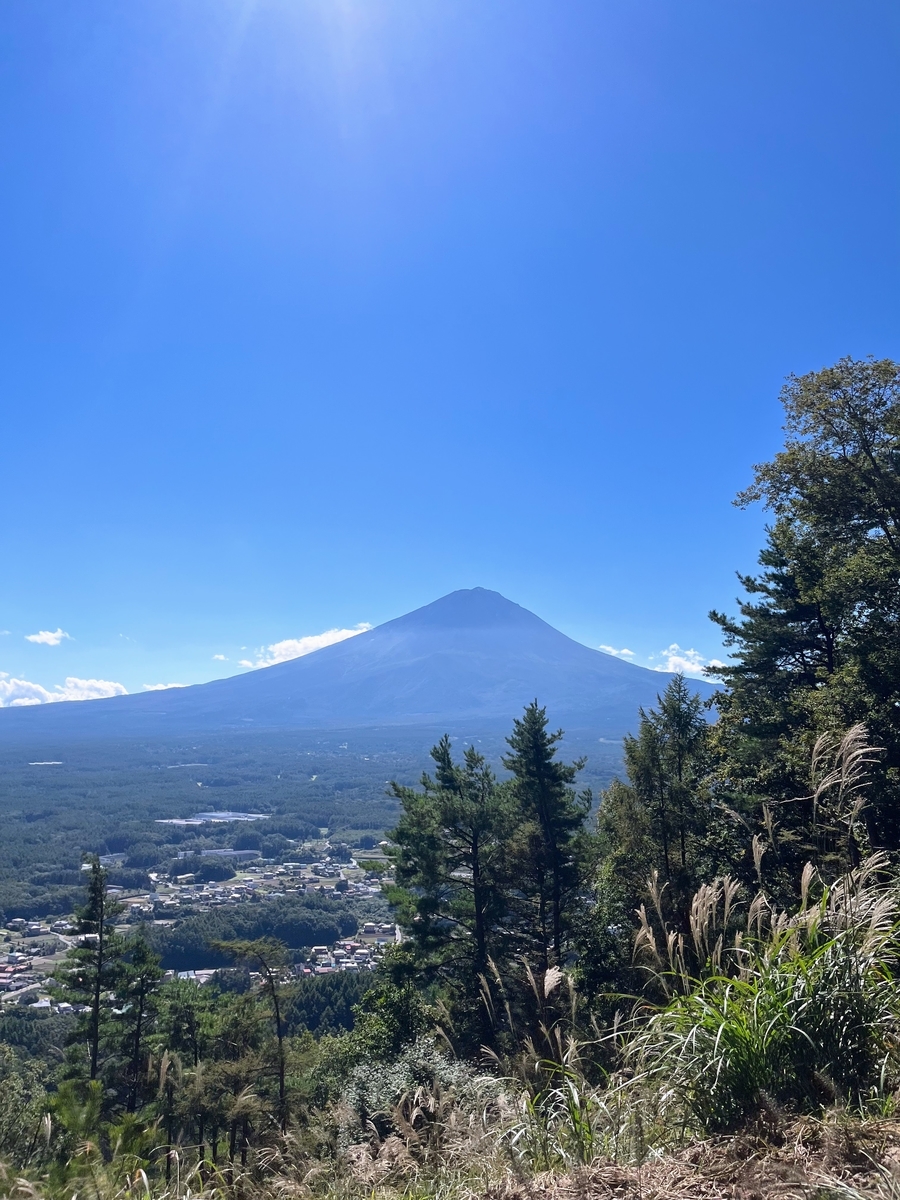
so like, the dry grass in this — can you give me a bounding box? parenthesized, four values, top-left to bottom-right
(5, 1105, 900, 1200)
(470, 1116, 900, 1200)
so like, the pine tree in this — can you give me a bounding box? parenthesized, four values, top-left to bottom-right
(502, 702, 592, 969)
(53, 858, 126, 1083)
(388, 737, 514, 1047)
(213, 938, 290, 1130)
(711, 355, 900, 859)
(116, 936, 164, 1112)
(602, 676, 727, 919)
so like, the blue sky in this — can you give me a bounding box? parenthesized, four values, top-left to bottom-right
(2, 1, 899, 702)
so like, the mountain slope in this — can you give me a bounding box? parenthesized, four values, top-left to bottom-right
(0, 588, 716, 738)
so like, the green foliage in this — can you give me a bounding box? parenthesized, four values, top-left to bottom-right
(596, 675, 739, 959)
(169, 855, 236, 882)
(153, 977, 220, 1066)
(711, 355, 900, 868)
(629, 854, 900, 1132)
(572, 859, 639, 1017)
(388, 706, 594, 1049)
(52, 859, 126, 1083)
(0, 1043, 51, 1168)
(337, 1038, 502, 1147)
(503, 702, 593, 969)
(389, 736, 514, 1048)
(282, 970, 373, 1036)
(349, 947, 437, 1062)
(145, 893, 357, 969)
(0, 1007, 76, 1059)
(116, 935, 165, 1112)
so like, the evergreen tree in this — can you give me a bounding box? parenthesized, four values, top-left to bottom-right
(154, 977, 217, 1069)
(621, 675, 710, 892)
(53, 859, 125, 1084)
(711, 355, 900, 867)
(599, 676, 726, 920)
(116, 936, 164, 1112)
(503, 702, 592, 969)
(213, 938, 290, 1130)
(388, 737, 513, 1047)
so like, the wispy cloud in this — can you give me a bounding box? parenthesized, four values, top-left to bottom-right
(212, 654, 227, 661)
(599, 644, 635, 658)
(142, 683, 188, 691)
(25, 628, 71, 646)
(240, 624, 371, 670)
(650, 643, 724, 679)
(0, 674, 127, 706)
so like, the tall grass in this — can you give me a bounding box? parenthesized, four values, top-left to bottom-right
(628, 853, 900, 1131)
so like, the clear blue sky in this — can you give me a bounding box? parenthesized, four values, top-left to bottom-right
(2, 1, 899, 700)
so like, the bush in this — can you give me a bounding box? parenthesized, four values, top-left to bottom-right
(338, 1039, 503, 1146)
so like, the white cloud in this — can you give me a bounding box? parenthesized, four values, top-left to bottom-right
(599, 644, 635, 658)
(25, 628, 71, 646)
(653, 643, 724, 679)
(241, 624, 371, 669)
(142, 683, 187, 691)
(0, 675, 128, 707)
(212, 654, 227, 661)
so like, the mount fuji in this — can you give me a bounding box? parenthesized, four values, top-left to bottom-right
(0, 589, 716, 740)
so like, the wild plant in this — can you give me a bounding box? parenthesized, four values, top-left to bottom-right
(628, 849, 900, 1132)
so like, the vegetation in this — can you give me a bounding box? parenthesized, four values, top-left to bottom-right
(0, 727, 621, 922)
(144, 894, 359, 969)
(5, 356, 900, 1199)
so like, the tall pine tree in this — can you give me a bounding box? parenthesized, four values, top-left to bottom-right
(388, 737, 513, 1048)
(54, 858, 126, 1084)
(503, 702, 592, 969)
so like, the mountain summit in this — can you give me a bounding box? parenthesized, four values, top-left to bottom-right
(0, 588, 715, 738)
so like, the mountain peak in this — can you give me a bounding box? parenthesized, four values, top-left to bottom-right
(385, 588, 546, 632)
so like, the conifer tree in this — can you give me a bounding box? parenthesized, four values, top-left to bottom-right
(116, 936, 164, 1112)
(389, 737, 513, 1047)
(711, 355, 900, 859)
(53, 858, 126, 1083)
(600, 676, 725, 919)
(635, 673, 709, 883)
(502, 702, 592, 968)
(213, 938, 290, 1130)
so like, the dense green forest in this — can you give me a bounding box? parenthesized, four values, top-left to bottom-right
(0, 726, 623, 920)
(4, 357, 900, 1198)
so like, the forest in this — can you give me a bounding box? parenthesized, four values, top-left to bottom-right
(3, 356, 900, 1198)
(0, 727, 623, 921)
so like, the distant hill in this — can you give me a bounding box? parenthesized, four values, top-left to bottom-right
(0, 588, 716, 740)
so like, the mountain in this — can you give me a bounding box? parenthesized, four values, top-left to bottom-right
(0, 588, 716, 740)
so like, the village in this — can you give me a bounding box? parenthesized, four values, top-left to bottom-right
(0, 839, 398, 1009)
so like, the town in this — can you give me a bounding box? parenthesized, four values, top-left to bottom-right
(1, 838, 398, 1010)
